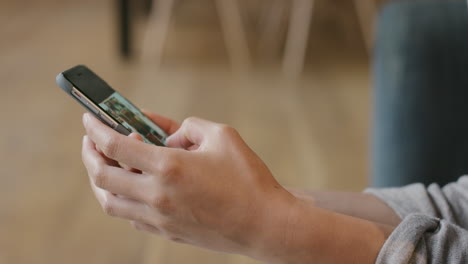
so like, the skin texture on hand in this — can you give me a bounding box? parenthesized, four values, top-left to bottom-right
(81, 112, 395, 264)
(81, 112, 294, 255)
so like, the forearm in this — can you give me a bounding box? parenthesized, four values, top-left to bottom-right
(287, 188, 401, 226)
(249, 197, 394, 264)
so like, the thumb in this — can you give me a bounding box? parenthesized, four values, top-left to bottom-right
(166, 117, 214, 149)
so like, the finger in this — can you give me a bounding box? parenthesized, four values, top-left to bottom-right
(83, 113, 169, 172)
(131, 221, 161, 235)
(90, 138, 120, 168)
(82, 135, 149, 202)
(142, 111, 180, 135)
(165, 117, 219, 149)
(120, 133, 143, 173)
(91, 183, 150, 223)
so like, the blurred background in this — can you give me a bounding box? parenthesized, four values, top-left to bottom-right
(1, 0, 384, 263)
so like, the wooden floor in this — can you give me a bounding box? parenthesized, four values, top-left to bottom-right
(0, 0, 371, 263)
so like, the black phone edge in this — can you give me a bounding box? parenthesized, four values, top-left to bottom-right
(56, 72, 132, 137)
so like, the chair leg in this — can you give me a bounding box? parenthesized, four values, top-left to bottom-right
(141, 0, 175, 65)
(215, 0, 251, 71)
(257, 0, 288, 61)
(118, 0, 132, 58)
(353, 0, 378, 53)
(283, 0, 314, 79)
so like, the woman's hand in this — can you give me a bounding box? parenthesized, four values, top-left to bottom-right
(81, 112, 296, 256)
(82, 112, 392, 264)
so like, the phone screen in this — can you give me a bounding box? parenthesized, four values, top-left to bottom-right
(58, 65, 168, 146)
(98, 92, 168, 145)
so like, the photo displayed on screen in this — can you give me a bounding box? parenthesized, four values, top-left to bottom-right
(99, 93, 167, 146)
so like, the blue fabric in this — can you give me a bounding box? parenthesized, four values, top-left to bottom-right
(372, 0, 468, 187)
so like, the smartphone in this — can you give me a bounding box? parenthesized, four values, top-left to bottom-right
(56, 65, 168, 146)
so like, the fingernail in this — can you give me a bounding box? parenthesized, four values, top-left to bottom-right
(83, 135, 88, 143)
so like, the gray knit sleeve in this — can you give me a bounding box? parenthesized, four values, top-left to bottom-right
(374, 214, 468, 263)
(365, 176, 468, 263)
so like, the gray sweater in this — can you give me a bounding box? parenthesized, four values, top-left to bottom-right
(366, 176, 468, 263)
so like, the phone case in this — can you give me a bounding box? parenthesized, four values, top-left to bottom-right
(56, 71, 131, 136)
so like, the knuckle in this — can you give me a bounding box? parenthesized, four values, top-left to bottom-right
(157, 221, 181, 240)
(160, 159, 178, 178)
(149, 195, 174, 215)
(183, 116, 198, 126)
(132, 221, 145, 232)
(93, 166, 108, 189)
(101, 135, 120, 158)
(157, 218, 173, 231)
(102, 199, 116, 216)
(133, 222, 160, 234)
(215, 124, 237, 138)
(157, 157, 183, 185)
(168, 236, 183, 243)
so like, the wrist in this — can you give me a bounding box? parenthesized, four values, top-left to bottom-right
(243, 188, 304, 263)
(246, 190, 390, 264)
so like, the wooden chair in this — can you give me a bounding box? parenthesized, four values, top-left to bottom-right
(141, 0, 251, 70)
(258, 0, 378, 78)
(119, 0, 379, 77)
